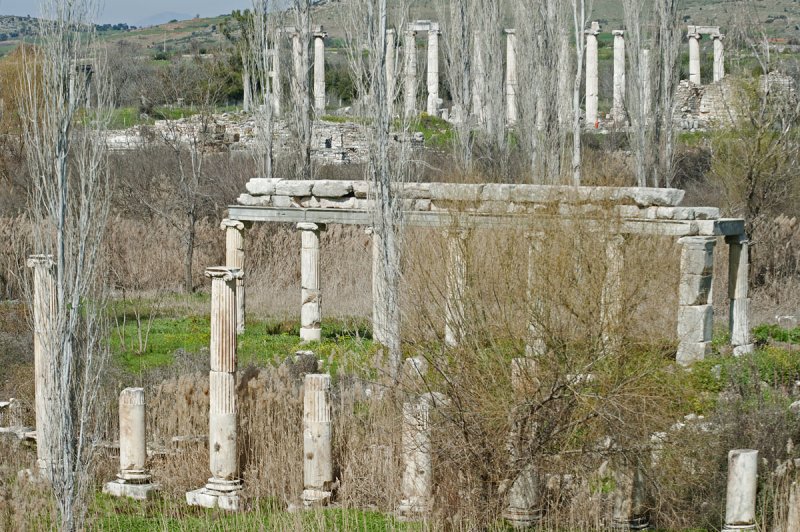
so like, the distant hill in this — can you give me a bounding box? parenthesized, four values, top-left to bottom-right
(135, 12, 194, 28)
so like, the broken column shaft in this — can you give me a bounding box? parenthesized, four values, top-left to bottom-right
(301, 373, 334, 507)
(299, 223, 324, 342)
(313, 27, 327, 113)
(612, 30, 626, 121)
(444, 230, 468, 347)
(723, 449, 758, 532)
(727, 235, 752, 355)
(221, 219, 246, 335)
(676, 236, 716, 365)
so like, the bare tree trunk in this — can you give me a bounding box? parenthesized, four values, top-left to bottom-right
(184, 212, 196, 293)
(292, 0, 314, 180)
(570, 0, 593, 186)
(248, 0, 277, 179)
(20, 0, 112, 528)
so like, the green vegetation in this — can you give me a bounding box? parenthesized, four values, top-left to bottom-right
(753, 323, 800, 344)
(411, 113, 454, 149)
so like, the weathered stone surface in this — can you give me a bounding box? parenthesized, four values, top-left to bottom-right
(320, 197, 356, 209)
(103, 480, 159, 501)
(677, 341, 711, 366)
(398, 182, 432, 200)
(237, 194, 271, 207)
(414, 199, 432, 211)
(480, 184, 516, 202)
(312, 180, 353, 198)
(352, 181, 370, 198)
(724, 449, 758, 529)
(272, 195, 292, 208)
(678, 305, 713, 343)
(246, 178, 280, 196)
(679, 237, 716, 276)
(679, 274, 713, 306)
(276, 180, 313, 197)
(429, 183, 483, 202)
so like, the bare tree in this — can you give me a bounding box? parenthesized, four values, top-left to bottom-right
(20, 0, 112, 528)
(344, 0, 411, 379)
(570, 0, 593, 186)
(291, 0, 314, 179)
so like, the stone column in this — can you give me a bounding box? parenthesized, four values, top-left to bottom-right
(221, 219, 246, 335)
(505, 29, 518, 125)
(503, 357, 543, 527)
(601, 235, 625, 354)
(722, 449, 758, 532)
(292, 29, 303, 94)
(688, 29, 701, 85)
(301, 373, 334, 507)
(727, 235, 753, 355)
(444, 230, 468, 347)
(104, 388, 158, 500)
(386, 29, 396, 116)
(313, 27, 327, 113)
(299, 223, 324, 342)
(272, 39, 282, 117)
(612, 30, 626, 122)
(27, 254, 56, 481)
(676, 236, 716, 366)
(366, 227, 387, 346)
(398, 393, 441, 518)
(713, 34, 725, 83)
(426, 26, 441, 117)
(526, 232, 546, 357)
(611, 461, 649, 530)
(641, 49, 652, 122)
(186, 267, 243, 511)
(472, 33, 486, 124)
(585, 22, 600, 126)
(404, 29, 417, 118)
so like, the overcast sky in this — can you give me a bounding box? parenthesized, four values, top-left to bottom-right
(0, 1, 253, 24)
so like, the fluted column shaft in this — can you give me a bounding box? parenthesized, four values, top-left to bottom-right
(727, 235, 752, 355)
(118, 387, 148, 479)
(713, 35, 725, 82)
(612, 30, 626, 121)
(426, 28, 440, 116)
(601, 235, 625, 354)
(222, 220, 246, 335)
(302, 374, 334, 506)
(27, 255, 56, 480)
(314, 28, 327, 113)
(404, 30, 417, 118)
(585, 23, 600, 126)
(723, 449, 758, 532)
(399, 396, 432, 515)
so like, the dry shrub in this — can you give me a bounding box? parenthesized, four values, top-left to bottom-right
(0, 215, 31, 301)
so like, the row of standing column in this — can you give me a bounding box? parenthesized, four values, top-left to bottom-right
(585, 22, 628, 126)
(688, 30, 726, 85)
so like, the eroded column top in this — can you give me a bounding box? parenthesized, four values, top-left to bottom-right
(220, 219, 246, 231)
(205, 267, 244, 281)
(27, 254, 55, 268)
(586, 21, 601, 35)
(297, 222, 325, 232)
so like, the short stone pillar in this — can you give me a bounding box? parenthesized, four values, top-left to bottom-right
(612, 30, 626, 122)
(313, 26, 327, 113)
(444, 230, 468, 347)
(27, 254, 56, 481)
(505, 29, 518, 125)
(186, 267, 244, 511)
(601, 235, 625, 354)
(404, 30, 417, 118)
(585, 21, 601, 126)
(426, 26, 440, 116)
(713, 34, 725, 83)
(688, 30, 701, 85)
(104, 388, 158, 500)
(503, 358, 543, 527)
(727, 235, 753, 355)
(301, 373, 334, 507)
(386, 29, 396, 115)
(398, 392, 443, 519)
(722, 449, 758, 532)
(526, 232, 546, 357)
(611, 461, 649, 530)
(221, 219, 246, 335)
(676, 236, 716, 365)
(298, 223, 324, 342)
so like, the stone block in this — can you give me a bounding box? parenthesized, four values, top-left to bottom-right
(352, 181, 370, 198)
(186, 487, 241, 511)
(312, 180, 353, 198)
(676, 341, 711, 366)
(299, 196, 320, 208)
(353, 198, 371, 210)
(679, 274, 713, 305)
(677, 305, 713, 343)
(480, 184, 516, 202)
(275, 180, 313, 197)
(103, 480, 159, 501)
(414, 199, 431, 211)
(429, 183, 483, 202)
(319, 197, 356, 209)
(679, 238, 716, 276)
(272, 195, 292, 208)
(236, 194, 272, 207)
(398, 182, 432, 200)
(246, 178, 280, 196)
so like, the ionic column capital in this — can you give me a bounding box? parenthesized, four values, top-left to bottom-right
(613, 29, 625, 37)
(297, 222, 326, 232)
(205, 267, 244, 282)
(585, 21, 601, 36)
(504, 28, 516, 35)
(220, 219, 245, 231)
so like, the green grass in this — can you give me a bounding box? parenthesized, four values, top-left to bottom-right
(111, 311, 377, 375)
(91, 492, 417, 531)
(752, 323, 800, 344)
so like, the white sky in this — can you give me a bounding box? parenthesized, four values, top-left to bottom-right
(0, 0, 253, 24)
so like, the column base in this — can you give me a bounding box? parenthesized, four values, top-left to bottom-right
(676, 341, 711, 366)
(186, 479, 243, 511)
(301, 488, 332, 508)
(103, 478, 160, 501)
(397, 497, 431, 520)
(733, 344, 754, 356)
(722, 526, 756, 532)
(502, 507, 543, 528)
(612, 516, 650, 530)
(300, 327, 322, 343)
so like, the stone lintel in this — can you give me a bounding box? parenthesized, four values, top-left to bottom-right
(205, 267, 243, 281)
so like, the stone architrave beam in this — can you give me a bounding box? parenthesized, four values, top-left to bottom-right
(103, 388, 159, 500)
(186, 267, 244, 511)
